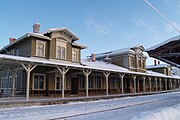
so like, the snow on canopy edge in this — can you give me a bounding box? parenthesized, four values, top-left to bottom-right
(146, 35, 180, 51)
(0, 54, 179, 79)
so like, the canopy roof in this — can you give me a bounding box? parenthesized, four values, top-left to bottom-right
(0, 54, 179, 79)
(146, 35, 180, 68)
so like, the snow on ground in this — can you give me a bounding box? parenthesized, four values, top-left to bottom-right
(0, 92, 180, 120)
(131, 103, 180, 120)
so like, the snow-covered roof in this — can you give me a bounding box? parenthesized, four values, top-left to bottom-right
(96, 45, 145, 59)
(146, 64, 169, 69)
(45, 27, 80, 40)
(0, 33, 51, 52)
(146, 35, 180, 51)
(0, 54, 179, 79)
(72, 43, 87, 49)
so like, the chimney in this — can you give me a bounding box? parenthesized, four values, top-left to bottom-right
(154, 60, 157, 66)
(33, 23, 40, 33)
(91, 53, 96, 62)
(9, 38, 16, 44)
(158, 61, 160, 65)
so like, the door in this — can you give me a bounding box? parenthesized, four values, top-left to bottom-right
(71, 78, 78, 94)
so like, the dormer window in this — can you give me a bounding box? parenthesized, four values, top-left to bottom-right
(36, 40, 46, 57)
(72, 48, 78, 62)
(56, 39, 67, 60)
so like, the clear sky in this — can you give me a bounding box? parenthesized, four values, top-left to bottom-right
(0, 0, 179, 65)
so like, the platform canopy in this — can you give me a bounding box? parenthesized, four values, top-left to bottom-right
(146, 35, 180, 68)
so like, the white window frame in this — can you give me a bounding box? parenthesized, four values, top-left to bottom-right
(9, 76, 12, 89)
(96, 76, 102, 89)
(0, 77, 4, 89)
(56, 39, 67, 60)
(15, 49, 20, 56)
(5, 77, 8, 89)
(36, 40, 46, 57)
(32, 73, 46, 90)
(55, 73, 62, 90)
(72, 48, 78, 62)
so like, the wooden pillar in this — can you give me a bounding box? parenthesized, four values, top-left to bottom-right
(119, 73, 125, 94)
(103, 71, 110, 95)
(170, 79, 172, 90)
(57, 67, 69, 98)
(21, 64, 37, 100)
(149, 77, 151, 92)
(159, 78, 162, 91)
(165, 78, 167, 91)
(142, 76, 146, 92)
(82, 69, 91, 97)
(154, 78, 157, 91)
(9, 69, 17, 97)
(132, 75, 137, 94)
(137, 79, 140, 92)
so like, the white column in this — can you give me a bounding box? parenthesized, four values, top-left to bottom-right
(132, 75, 136, 94)
(103, 72, 110, 95)
(143, 76, 146, 92)
(155, 78, 157, 91)
(165, 78, 167, 91)
(119, 73, 125, 94)
(57, 67, 69, 98)
(137, 79, 140, 92)
(21, 64, 37, 100)
(170, 79, 172, 90)
(82, 69, 91, 97)
(159, 78, 162, 91)
(12, 72, 16, 97)
(149, 77, 151, 92)
(10, 69, 17, 97)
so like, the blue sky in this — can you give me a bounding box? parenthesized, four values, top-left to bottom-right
(0, 0, 179, 65)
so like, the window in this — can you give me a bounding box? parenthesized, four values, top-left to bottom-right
(56, 40, 67, 60)
(57, 46, 66, 59)
(143, 60, 146, 69)
(55, 75, 62, 90)
(36, 40, 46, 57)
(33, 74, 46, 90)
(10, 50, 15, 55)
(9, 76, 12, 88)
(96, 76, 102, 89)
(5, 77, 8, 89)
(131, 58, 135, 67)
(15, 49, 19, 56)
(0, 77, 4, 89)
(72, 49, 78, 62)
(79, 75, 85, 89)
(138, 57, 141, 68)
(89, 76, 94, 89)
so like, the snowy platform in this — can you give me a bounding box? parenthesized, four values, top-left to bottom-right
(0, 90, 178, 108)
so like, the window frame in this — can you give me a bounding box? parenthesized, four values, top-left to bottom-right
(36, 40, 46, 57)
(56, 39, 67, 60)
(72, 48, 78, 62)
(55, 74, 62, 90)
(32, 73, 46, 90)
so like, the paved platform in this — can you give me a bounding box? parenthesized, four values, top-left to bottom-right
(0, 90, 179, 108)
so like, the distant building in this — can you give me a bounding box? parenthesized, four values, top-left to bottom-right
(0, 23, 179, 99)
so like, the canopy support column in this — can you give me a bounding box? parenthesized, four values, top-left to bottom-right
(148, 77, 152, 92)
(57, 67, 69, 98)
(159, 78, 162, 91)
(132, 75, 137, 94)
(21, 64, 37, 100)
(119, 73, 125, 94)
(155, 78, 157, 91)
(103, 72, 110, 96)
(142, 76, 146, 92)
(82, 69, 91, 97)
(165, 78, 167, 91)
